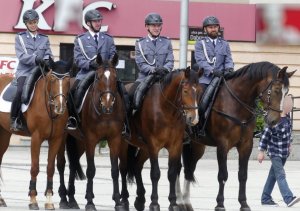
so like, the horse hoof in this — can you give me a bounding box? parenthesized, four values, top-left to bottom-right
(240, 207, 251, 211)
(29, 203, 39, 210)
(134, 199, 145, 211)
(115, 204, 127, 211)
(185, 204, 194, 211)
(215, 206, 225, 211)
(149, 204, 160, 211)
(45, 203, 55, 210)
(68, 200, 80, 209)
(85, 204, 97, 211)
(169, 204, 180, 211)
(120, 200, 130, 211)
(0, 198, 7, 207)
(59, 200, 70, 209)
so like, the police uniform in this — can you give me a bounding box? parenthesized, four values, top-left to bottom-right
(74, 31, 116, 80)
(135, 35, 174, 82)
(195, 36, 234, 85)
(15, 31, 52, 78)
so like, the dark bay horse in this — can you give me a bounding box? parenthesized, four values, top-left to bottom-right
(119, 68, 202, 211)
(178, 62, 296, 211)
(57, 53, 127, 211)
(0, 59, 71, 209)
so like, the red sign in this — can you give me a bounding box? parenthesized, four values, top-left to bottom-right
(0, 0, 256, 41)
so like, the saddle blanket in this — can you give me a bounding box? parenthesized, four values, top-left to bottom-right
(0, 82, 33, 113)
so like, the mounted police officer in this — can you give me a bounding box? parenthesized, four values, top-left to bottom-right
(195, 16, 234, 90)
(128, 12, 174, 109)
(66, 9, 117, 130)
(11, 9, 53, 131)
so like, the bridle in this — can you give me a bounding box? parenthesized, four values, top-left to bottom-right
(91, 67, 117, 115)
(159, 72, 199, 116)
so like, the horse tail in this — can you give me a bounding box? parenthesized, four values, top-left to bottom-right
(66, 134, 86, 180)
(127, 144, 138, 184)
(182, 143, 196, 182)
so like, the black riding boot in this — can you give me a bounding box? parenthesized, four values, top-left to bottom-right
(66, 80, 80, 130)
(117, 81, 131, 138)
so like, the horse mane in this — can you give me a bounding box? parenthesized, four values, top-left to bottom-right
(52, 60, 70, 75)
(225, 61, 289, 87)
(161, 69, 181, 89)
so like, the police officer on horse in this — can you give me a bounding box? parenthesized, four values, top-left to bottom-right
(11, 9, 53, 131)
(128, 12, 174, 110)
(66, 9, 117, 130)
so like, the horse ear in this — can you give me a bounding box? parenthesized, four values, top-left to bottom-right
(66, 58, 73, 73)
(96, 53, 103, 65)
(111, 54, 119, 67)
(277, 66, 288, 80)
(198, 68, 204, 78)
(287, 70, 297, 78)
(184, 66, 191, 78)
(48, 57, 55, 69)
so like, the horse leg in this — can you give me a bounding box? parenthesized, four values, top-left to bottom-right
(56, 141, 69, 209)
(179, 142, 206, 211)
(167, 147, 182, 211)
(28, 135, 42, 210)
(237, 141, 252, 211)
(85, 144, 97, 211)
(215, 147, 229, 211)
(119, 142, 129, 211)
(149, 153, 161, 211)
(108, 136, 124, 211)
(0, 128, 11, 207)
(44, 137, 63, 210)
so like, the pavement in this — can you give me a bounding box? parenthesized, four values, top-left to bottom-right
(0, 146, 300, 211)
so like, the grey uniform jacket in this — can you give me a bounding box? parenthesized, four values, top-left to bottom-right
(195, 37, 234, 85)
(15, 31, 52, 78)
(135, 36, 174, 82)
(74, 31, 116, 80)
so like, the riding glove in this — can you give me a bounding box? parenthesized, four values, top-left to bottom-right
(212, 69, 223, 77)
(89, 59, 98, 70)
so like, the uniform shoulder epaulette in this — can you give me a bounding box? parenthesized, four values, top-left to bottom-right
(77, 33, 85, 38)
(18, 32, 26, 35)
(103, 33, 113, 38)
(39, 33, 48, 37)
(160, 36, 170, 40)
(137, 37, 145, 42)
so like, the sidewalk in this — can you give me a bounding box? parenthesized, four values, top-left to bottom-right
(0, 146, 299, 210)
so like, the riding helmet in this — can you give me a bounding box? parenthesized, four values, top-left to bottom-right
(202, 16, 220, 28)
(145, 13, 163, 25)
(84, 9, 103, 23)
(23, 9, 39, 23)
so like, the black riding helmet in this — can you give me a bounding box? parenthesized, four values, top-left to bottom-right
(202, 16, 220, 28)
(84, 9, 103, 24)
(145, 13, 163, 25)
(23, 9, 39, 23)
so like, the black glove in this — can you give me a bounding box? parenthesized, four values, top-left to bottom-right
(212, 69, 223, 77)
(35, 56, 45, 66)
(155, 67, 169, 77)
(225, 68, 234, 73)
(89, 59, 98, 70)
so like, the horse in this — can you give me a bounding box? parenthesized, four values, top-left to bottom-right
(56, 53, 127, 211)
(118, 67, 202, 211)
(0, 58, 71, 210)
(177, 61, 296, 211)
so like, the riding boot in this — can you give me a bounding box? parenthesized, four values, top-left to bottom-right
(117, 81, 131, 139)
(66, 93, 80, 130)
(10, 100, 23, 132)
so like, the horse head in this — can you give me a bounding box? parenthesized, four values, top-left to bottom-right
(258, 65, 296, 126)
(162, 67, 202, 126)
(46, 57, 71, 115)
(93, 53, 119, 114)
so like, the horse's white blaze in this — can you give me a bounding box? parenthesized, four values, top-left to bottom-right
(280, 86, 288, 111)
(59, 79, 63, 111)
(192, 86, 199, 125)
(104, 70, 110, 79)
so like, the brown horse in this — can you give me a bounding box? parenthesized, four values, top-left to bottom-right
(57, 53, 127, 211)
(0, 59, 71, 210)
(118, 68, 202, 211)
(177, 62, 296, 211)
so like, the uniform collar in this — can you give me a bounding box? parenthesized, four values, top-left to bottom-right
(148, 34, 158, 41)
(207, 37, 217, 44)
(28, 31, 37, 39)
(89, 30, 99, 38)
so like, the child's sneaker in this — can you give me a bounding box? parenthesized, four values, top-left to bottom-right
(287, 196, 300, 207)
(261, 200, 279, 206)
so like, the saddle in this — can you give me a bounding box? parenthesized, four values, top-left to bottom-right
(133, 74, 156, 110)
(2, 66, 41, 103)
(74, 71, 95, 111)
(188, 76, 222, 138)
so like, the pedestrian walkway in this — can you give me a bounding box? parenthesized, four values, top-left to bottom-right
(0, 146, 299, 210)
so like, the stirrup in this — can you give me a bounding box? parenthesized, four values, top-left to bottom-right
(66, 116, 78, 130)
(10, 118, 23, 132)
